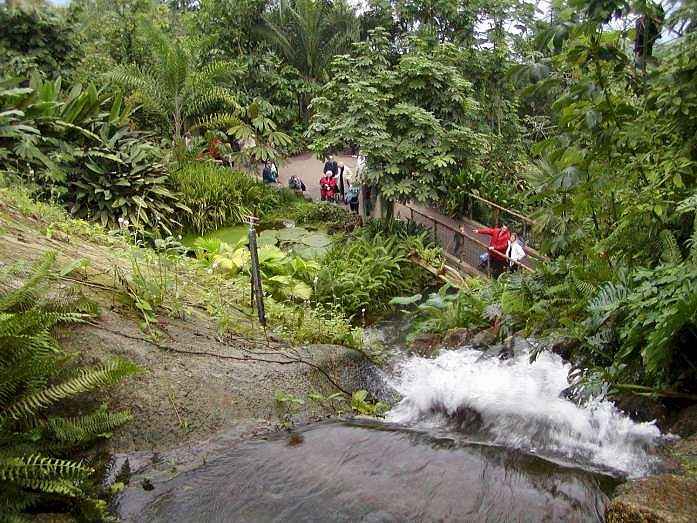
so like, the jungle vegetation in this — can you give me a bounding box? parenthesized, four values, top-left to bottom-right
(1, 0, 697, 518)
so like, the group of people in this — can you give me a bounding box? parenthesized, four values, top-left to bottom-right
(320, 155, 360, 213)
(453, 223, 527, 276)
(263, 161, 306, 194)
(261, 154, 361, 214)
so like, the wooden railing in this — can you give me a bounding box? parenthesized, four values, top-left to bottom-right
(403, 204, 538, 277)
(464, 192, 543, 253)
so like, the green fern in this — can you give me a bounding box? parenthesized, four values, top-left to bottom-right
(0, 252, 138, 519)
(659, 229, 683, 264)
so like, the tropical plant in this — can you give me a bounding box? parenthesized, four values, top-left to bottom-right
(261, 0, 359, 122)
(0, 74, 187, 233)
(264, 298, 364, 349)
(314, 232, 432, 316)
(106, 23, 242, 142)
(0, 74, 132, 182)
(200, 237, 320, 302)
(0, 252, 138, 520)
(309, 29, 488, 206)
(66, 127, 189, 233)
(393, 282, 490, 342)
(350, 389, 389, 417)
(170, 162, 291, 234)
(273, 390, 304, 428)
(260, 200, 356, 232)
(0, 2, 77, 79)
(258, 226, 332, 260)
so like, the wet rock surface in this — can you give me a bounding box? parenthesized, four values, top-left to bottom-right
(612, 394, 672, 430)
(441, 327, 473, 348)
(669, 404, 697, 438)
(114, 421, 619, 523)
(58, 310, 371, 453)
(606, 474, 697, 523)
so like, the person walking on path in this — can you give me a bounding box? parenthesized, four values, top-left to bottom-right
(323, 155, 338, 177)
(346, 184, 360, 213)
(338, 163, 354, 200)
(288, 175, 306, 196)
(262, 161, 278, 184)
(473, 224, 510, 277)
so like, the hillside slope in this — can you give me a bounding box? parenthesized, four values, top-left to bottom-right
(0, 187, 368, 453)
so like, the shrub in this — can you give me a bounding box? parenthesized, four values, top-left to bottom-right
(171, 162, 291, 234)
(0, 252, 139, 519)
(315, 233, 433, 316)
(265, 299, 364, 349)
(0, 4, 77, 79)
(67, 129, 189, 234)
(260, 200, 357, 231)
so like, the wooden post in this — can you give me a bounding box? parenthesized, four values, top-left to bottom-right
(247, 215, 266, 327)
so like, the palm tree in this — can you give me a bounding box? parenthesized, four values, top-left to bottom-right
(261, 0, 359, 122)
(106, 25, 241, 142)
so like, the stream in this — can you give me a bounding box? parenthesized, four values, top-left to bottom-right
(114, 323, 667, 522)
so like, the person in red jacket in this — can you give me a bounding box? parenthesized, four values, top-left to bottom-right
(473, 224, 510, 277)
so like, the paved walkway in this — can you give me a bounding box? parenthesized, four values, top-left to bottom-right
(271, 153, 357, 202)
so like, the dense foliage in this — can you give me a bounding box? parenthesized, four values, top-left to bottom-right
(315, 221, 437, 316)
(3, 2, 697, 516)
(171, 162, 290, 234)
(0, 3, 77, 79)
(0, 253, 137, 520)
(354, 0, 697, 394)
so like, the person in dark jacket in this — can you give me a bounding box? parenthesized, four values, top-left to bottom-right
(453, 224, 466, 258)
(289, 175, 306, 194)
(262, 162, 278, 184)
(323, 155, 338, 177)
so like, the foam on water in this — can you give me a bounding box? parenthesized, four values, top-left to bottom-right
(385, 346, 664, 477)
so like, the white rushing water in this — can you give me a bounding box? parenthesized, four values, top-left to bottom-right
(385, 346, 665, 478)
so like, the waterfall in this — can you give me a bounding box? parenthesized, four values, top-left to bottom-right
(385, 345, 665, 478)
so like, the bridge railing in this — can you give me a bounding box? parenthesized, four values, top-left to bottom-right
(399, 203, 541, 277)
(464, 192, 541, 251)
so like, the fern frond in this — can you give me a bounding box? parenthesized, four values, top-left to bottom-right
(2, 359, 139, 422)
(0, 454, 92, 483)
(688, 219, 697, 263)
(0, 255, 135, 517)
(0, 489, 40, 515)
(659, 229, 683, 264)
(14, 478, 84, 497)
(0, 252, 57, 312)
(191, 112, 242, 131)
(185, 87, 240, 118)
(47, 406, 132, 444)
(574, 280, 597, 299)
(192, 61, 244, 84)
